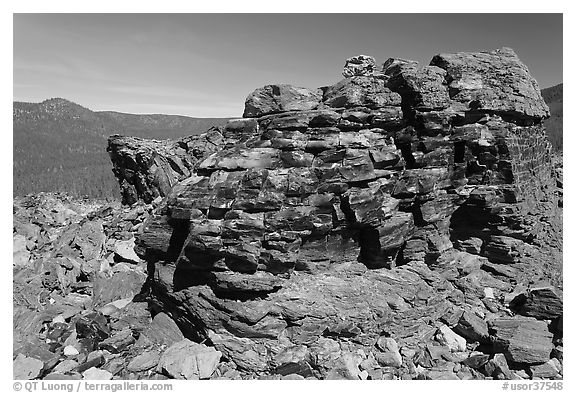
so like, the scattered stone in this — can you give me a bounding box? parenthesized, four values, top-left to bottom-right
(462, 353, 490, 369)
(484, 288, 495, 299)
(113, 238, 141, 264)
(157, 339, 222, 379)
(81, 367, 113, 380)
(13, 234, 31, 267)
(100, 297, 132, 316)
(436, 325, 467, 352)
(483, 236, 530, 264)
(92, 270, 146, 308)
(13, 354, 44, 380)
(43, 373, 82, 380)
(511, 285, 563, 320)
(324, 352, 363, 380)
(483, 353, 516, 380)
(75, 312, 110, 351)
(426, 369, 460, 380)
(454, 237, 483, 254)
(136, 312, 184, 348)
(52, 315, 66, 324)
(75, 354, 105, 373)
(127, 350, 161, 372)
(64, 345, 80, 356)
(98, 328, 135, 353)
(375, 337, 402, 367)
(551, 346, 563, 362)
(274, 361, 314, 377)
(489, 317, 554, 364)
(281, 373, 305, 380)
(52, 359, 79, 374)
(529, 359, 562, 378)
(102, 357, 125, 376)
(454, 311, 489, 343)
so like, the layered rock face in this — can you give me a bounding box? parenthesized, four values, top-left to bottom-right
(107, 128, 226, 205)
(109, 48, 562, 379)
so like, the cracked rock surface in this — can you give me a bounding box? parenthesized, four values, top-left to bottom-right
(15, 48, 562, 380)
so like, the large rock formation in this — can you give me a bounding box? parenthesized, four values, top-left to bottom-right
(105, 48, 562, 380)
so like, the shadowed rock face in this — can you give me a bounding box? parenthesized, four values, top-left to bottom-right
(107, 48, 562, 379)
(107, 123, 258, 205)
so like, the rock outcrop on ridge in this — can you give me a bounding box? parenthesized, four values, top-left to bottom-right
(26, 47, 560, 380)
(106, 48, 564, 380)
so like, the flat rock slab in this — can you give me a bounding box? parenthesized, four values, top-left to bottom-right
(243, 84, 322, 118)
(92, 270, 146, 308)
(513, 285, 563, 320)
(13, 354, 44, 380)
(157, 339, 222, 379)
(127, 350, 161, 372)
(323, 76, 401, 109)
(430, 47, 550, 120)
(82, 367, 113, 380)
(52, 359, 79, 374)
(489, 317, 554, 364)
(454, 310, 489, 343)
(98, 328, 135, 353)
(136, 312, 184, 348)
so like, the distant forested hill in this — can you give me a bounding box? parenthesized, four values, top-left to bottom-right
(13, 98, 230, 199)
(13, 87, 562, 200)
(541, 83, 563, 151)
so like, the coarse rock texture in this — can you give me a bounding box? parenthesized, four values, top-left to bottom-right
(119, 48, 561, 380)
(243, 85, 323, 118)
(12, 193, 163, 380)
(429, 48, 550, 122)
(156, 339, 222, 379)
(107, 129, 226, 205)
(489, 317, 554, 364)
(342, 55, 378, 78)
(16, 48, 562, 381)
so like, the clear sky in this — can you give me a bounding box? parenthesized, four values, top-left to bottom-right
(13, 13, 563, 118)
